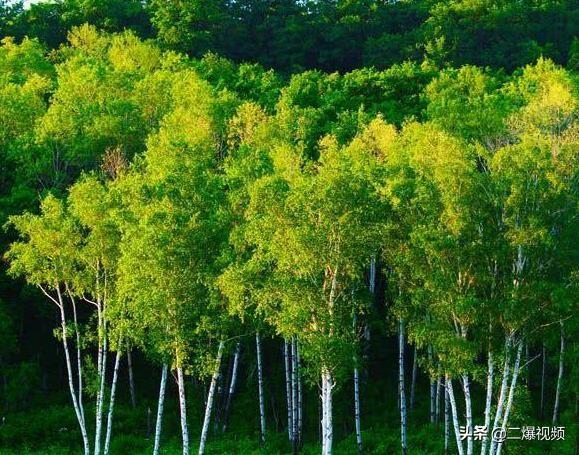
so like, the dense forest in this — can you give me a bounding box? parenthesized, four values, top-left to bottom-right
(0, 1, 577, 454)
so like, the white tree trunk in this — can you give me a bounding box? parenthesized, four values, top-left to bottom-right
(94, 307, 108, 455)
(222, 342, 241, 433)
(496, 341, 523, 455)
(462, 374, 473, 455)
(490, 336, 512, 455)
(127, 349, 136, 408)
(321, 370, 334, 455)
(399, 319, 407, 455)
(104, 349, 122, 455)
(291, 337, 298, 453)
(321, 375, 327, 454)
(553, 321, 564, 425)
(199, 341, 224, 455)
(177, 367, 190, 455)
(55, 288, 90, 455)
(153, 364, 168, 455)
(446, 376, 464, 455)
(353, 365, 362, 453)
(410, 346, 418, 411)
(481, 351, 494, 455)
(444, 378, 450, 455)
(256, 333, 266, 444)
(297, 340, 302, 443)
(435, 376, 441, 424)
(284, 339, 293, 442)
(69, 291, 86, 429)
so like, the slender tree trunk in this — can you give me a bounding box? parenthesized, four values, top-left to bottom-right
(153, 364, 168, 455)
(127, 349, 136, 408)
(69, 291, 85, 429)
(56, 289, 90, 455)
(321, 370, 334, 455)
(354, 365, 362, 453)
(429, 380, 436, 424)
(214, 355, 230, 433)
(496, 341, 523, 455)
(553, 321, 565, 425)
(256, 332, 266, 444)
(435, 376, 441, 425)
(321, 376, 327, 454)
(284, 339, 293, 442)
(399, 319, 407, 455)
(369, 256, 376, 295)
(489, 336, 512, 455)
(222, 342, 241, 433)
(410, 346, 418, 412)
(462, 374, 473, 455)
(352, 310, 363, 452)
(444, 379, 450, 455)
(291, 337, 298, 453)
(296, 340, 302, 445)
(95, 308, 108, 455)
(540, 342, 546, 420)
(199, 341, 224, 455)
(104, 350, 122, 455)
(445, 375, 464, 455)
(177, 367, 190, 455)
(481, 351, 494, 455)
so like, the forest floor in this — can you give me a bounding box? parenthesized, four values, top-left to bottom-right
(0, 387, 574, 454)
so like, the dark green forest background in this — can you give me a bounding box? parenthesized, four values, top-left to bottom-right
(0, 0, 577, 454)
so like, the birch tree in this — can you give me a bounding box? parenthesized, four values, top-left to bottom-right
(239, 118, 388, 454)
(5, 195, 90, 454)
(114, 69, 234, 455)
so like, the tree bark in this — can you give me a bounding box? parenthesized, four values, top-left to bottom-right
(553, 321, 565, 425)
(296, 340, 302, 445)
(481, 351, 494, 455)
(410, 345, 418, 412)
(321, 370, 334, 455)
(104, 349, 122, 455)
(256, 332, 266, 444)
(462, 374, 473, 455)
(496, 341, 523, 455)
(69, 290, 85, 429)
(444, 378, 450, 455)
(399, 319, 407, 455)
(153, 364, 168, 455)
(55, 286, 90, 455)
(354, 364, 362, 453)
(489, 336, 512, 455)
(291, 337, 298, 453)
(94, 304, 108, 455)
(177, 366, 190, 455)
(222, 342, 241, 433)
(284, 339, 293, 442)
(435, 376, 441, 425)
(321, 375, 327, 454)
(446, 375, 464, 455)
(199, 341, 224, 455)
